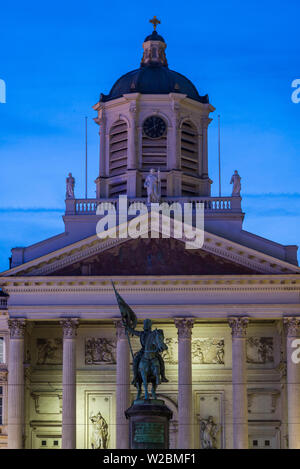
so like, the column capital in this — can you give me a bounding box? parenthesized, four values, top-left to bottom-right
(60, 319, 79, 339)
(174, 318, 194, 339)
(114, 320, 127, 340)
(8, 318, 26, 339)
(228, 316, 249, 338)
(284, 317, 300, 337)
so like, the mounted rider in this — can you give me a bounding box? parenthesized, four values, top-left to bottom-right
(128, 319, 168, 385)
(111, 282, 168, 387)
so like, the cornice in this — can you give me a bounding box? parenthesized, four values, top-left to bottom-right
(1, 274, 300, 292)
(5, 303, 300, 321)
(0, 274, 300, 292)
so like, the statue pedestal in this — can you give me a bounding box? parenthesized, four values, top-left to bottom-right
(125, 399, 173, 449)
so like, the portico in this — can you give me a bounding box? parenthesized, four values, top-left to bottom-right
(1, 272, 299, 449)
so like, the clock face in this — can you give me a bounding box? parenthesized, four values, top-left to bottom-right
(143, 116, 166, 139)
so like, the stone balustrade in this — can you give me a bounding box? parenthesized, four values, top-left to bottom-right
(65, 196, 241, 216)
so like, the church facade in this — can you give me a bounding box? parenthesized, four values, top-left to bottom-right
(0, 20, 300, 450)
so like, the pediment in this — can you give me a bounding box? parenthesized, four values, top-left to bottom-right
(2, 225, 299, 277)
(53, 237, 257, 276)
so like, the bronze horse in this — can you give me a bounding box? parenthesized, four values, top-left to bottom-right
(135, 328, 168, 400)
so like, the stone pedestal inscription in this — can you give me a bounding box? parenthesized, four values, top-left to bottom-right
(133, 422, 164, 444)
(125, 399, 172, 449)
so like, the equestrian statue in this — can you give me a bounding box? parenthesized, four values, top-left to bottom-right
(112, 282, 168, 400)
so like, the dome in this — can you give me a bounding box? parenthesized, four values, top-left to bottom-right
(144, 30, 165, 43)
(100, 65, 209, 104)
(99, 23, 209, 104)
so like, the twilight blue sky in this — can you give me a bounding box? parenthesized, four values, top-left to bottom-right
(0, 0, 299, 271)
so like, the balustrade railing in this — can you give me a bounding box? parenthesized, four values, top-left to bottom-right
(66, 196, 241, 215)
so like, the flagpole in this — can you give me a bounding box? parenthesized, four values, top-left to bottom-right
(85, 116, 88, 199)
(111, 280, 135, 360)
(125, 328, 135, 361)
(218, 114, 221, 197)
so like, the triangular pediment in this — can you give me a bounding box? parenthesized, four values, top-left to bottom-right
(53, 237, 258, 276)
(1, 222, 299, 277)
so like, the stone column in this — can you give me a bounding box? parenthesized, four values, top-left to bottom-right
(115, 320, 130, 449)
(127, 103, 137, 170)
(168, 114, 180, 171)
(200, 117, 209, 178)
(174, 318, 194, 449)
(284, 317, 300, 449)
(228, 316, 249, 449)
(61, 319, 79, 449)
(99, 111, 106, 177)
(7, 319, 26, 449)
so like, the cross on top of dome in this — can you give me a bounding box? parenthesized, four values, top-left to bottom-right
(149, 16, 161, 31)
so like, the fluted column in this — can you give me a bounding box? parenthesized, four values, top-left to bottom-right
(7, 319, 26, 449)
(284, 317, 300, 449)
(174, 318, 194, 449)
(61, 319, 79, 449)
(115, 320, 130, 448)
(228, 316, 249, 449)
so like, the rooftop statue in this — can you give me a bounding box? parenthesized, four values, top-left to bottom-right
(230, 170, 241, 197)
(112, 282, 168, 400)
(66, 172, 75, 199)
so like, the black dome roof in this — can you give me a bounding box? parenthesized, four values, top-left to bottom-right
(100, 65, 209, 104)
(144, 30, 165, 43)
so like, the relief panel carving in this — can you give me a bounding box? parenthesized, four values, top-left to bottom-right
(36, 338, 63, 365)
(246, 337, 274, 364)
(161, 338, 225, 365)
(85, 338, 116, 365)
(162, 338, 178, 365)
(192, 338, 225, 364)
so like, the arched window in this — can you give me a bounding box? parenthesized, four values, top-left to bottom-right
(109, 120, 128, 177)
(180, 121, 198, 176)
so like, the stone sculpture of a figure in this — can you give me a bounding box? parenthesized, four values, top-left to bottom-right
(230, 170, 241, 197)
(200, 416, 219, 449)
(66, 172, 75, 199)
(90, 411, 109, 449)
(144, 168, 161, 203)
